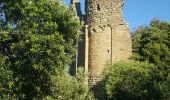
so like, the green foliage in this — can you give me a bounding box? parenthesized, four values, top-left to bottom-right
(0, 0, 81, 99)
(46, 68, 95, 100)
(132, 19, 170, 99)
(0, 55, 16, 99)
(132, 19, 170, 68)
(102, 61, 164, 100)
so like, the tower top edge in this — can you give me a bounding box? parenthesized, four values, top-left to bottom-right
(71, 0, 80, 4)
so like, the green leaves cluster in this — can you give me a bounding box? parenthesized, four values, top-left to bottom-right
(0, 0, 81, 99)
(132, 19, 170, 68)
(132, 19, 170, 97)
(103, 61, 158, 100)
(49, 68, 95, 100)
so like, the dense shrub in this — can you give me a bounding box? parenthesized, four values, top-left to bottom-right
(46, 68, 95, 100)
(102, 61, 167, 100)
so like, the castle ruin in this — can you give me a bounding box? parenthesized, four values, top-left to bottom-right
(71, 0, 132, 87)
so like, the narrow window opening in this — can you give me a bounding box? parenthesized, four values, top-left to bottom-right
(97, 4, 100, 11)
(92, 28, 97, 33)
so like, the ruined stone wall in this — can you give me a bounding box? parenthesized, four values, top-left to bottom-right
(71, 0, 82, 19)
(86, 0, 132, 86)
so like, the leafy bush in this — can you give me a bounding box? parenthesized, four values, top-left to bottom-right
(47, 68, 95, 100)
(102, 61, 167, 100)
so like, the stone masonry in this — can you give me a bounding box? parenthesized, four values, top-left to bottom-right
(71, 0, 132, 87)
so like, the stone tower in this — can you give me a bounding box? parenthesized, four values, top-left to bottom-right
(71, 0, 132, 86)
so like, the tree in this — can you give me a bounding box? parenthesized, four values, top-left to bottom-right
(0, 0, 80, 99)
(132, 19, 170, 99)
(132, 19, 170, 67)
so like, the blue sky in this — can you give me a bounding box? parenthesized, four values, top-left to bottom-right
(64, 0, 170, 31)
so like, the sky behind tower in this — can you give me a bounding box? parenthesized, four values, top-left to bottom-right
(64, 0, 170, 31)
